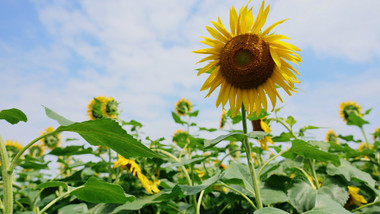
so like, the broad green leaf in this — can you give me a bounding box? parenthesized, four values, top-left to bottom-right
(15, 212, 37, 214)
(261, 188, 288, 205)
(58, 203, 88, 214)
(0, 108, 27, 124)
(346, 112, 369, 128)
(49, 146, 94, 156)
(288, 179, 317, 213)
(44, 106, 74, 126)
(199, 127, 218, 132)
(111, 193, 163, 212)
(298, 125, 320, 137)
(19, 159, 49, 170)
(37, 181, 68, 191)
(248, 108, 269, 120)
(167, 157, 207, 167)
(272, 132, 293, 142)
(71, 177, 134, 204)
(179, 171, 223, 195)
(204, 131, 267, 148)
(56, 119, 163, 158)
(254, 207, 289, 214)
(326, 159, 375, 187)
(309, 141, 330, 152)
(282, 140, 340, 165)
(171, 111, 185, 124)
(318, 176, 349, 206)
(223, 162, 255, 194)
(188, 110, 199, 117)
(304, 194, 351, 214)
(88, 203, 119, 214)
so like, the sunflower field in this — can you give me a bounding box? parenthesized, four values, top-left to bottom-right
(1, 1, 380, 214)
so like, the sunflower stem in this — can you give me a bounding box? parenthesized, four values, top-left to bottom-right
(241, 105, 262, 209)
(360, 127, 370, 146)
(0, 135, 13, 214)
(107, 147, 113, 182)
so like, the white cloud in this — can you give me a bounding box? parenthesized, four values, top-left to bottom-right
(0, 0, 379, 148)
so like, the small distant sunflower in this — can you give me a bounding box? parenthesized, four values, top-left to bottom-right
(87, 96, 119, 120)
(373, 128, 380, 141)
(172, 130, 189, 147)
(346, 186, 367, 207)
(252, 118, 273, 150)
(358, 142, 373, 152)
(219, 109, 228, 129)
(29, 144, 44, 157)
(325, 129, 338, 143)
(227, 141, 240, 160)
(114, 155, 160, 194)
(175, 98, 192, 116)
(40, 127, 61, 149)
(5, 140, 23, 157)
(339, 101, 362, 122)
(193, 0, 301, 117)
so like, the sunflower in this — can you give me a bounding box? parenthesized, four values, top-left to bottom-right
(373, 128, 380, 141)
(29, 144, 44, 157)
(193, 0, 301, 117)
(339, 101, 362, 122)
(325, 129, 338, 143)
(172, 130, 189, 148)
(114, 155, 160, 194)
(175, 98, 192, 116)
(40, 127, 61, 149)
(358, 142, 373, 152)
(219, 109, 228, 129)
(252, 118, 273, 150)
(346, 186, 367, 207)
(5, 140, 23, 157)
(87, 96, 119, 120)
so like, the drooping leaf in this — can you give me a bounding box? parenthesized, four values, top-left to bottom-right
(272, 132, 293, 142)
(56, 119, 163, 158)
(346, 112, 369, 128)
(287, 179, 317, 213)
(0, 108, 27, 124)
(188, 110, 199, 117)
(326, 159, 375, 187)
(223, 162, 255, 194)
(261, 188, 288, 205)
(58, 203, 88, 214)
(286, 116, 296, 128)
(44, 106, 74, 126)
(178, 171, 223, 195)
(111, 193, 163, 212)
(282, 140, 340, 165)
(71, 177, 134, 204)
(171, 112, 185, 124)
(318, 176, 349, 206)
(204, 131, 267, 148)
(338, 134, 361, 143)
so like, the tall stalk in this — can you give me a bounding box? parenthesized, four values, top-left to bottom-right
(0, 135, 13, 214)
(240, 105, 263, 209)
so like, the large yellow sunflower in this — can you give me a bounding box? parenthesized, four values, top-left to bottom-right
(193, 0, 301, 117)
(339, 101, 362, 122)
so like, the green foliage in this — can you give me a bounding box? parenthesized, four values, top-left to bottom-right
(0, 108, 27, 124)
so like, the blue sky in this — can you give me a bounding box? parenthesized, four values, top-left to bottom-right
(1, 0, 380, 147)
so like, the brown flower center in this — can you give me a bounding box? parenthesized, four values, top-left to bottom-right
(220, 34, 275, 89)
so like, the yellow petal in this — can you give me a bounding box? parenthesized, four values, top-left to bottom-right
(251, 1, 265, 34)
(206, 26, 228, 43)
(264, 34, 290, 42)
(270, 47, 281, 68)
(262, 19, 288, 36)
(230, 6, 238, 36)
(192, 48, 220, 55)
(196, 54, 219, 64)
(211, 19, 232, 40)
(197, 60, 219, 75)
(268, 40, 301, 52)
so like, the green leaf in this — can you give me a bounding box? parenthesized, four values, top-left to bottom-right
(179, 171, 223, 195)
(318, 176, 349, 206)
(37, 181, 68, 191)
(363, 108, 372, 115)
(286, 116, 296, 128)
(204, 131, 267, 148)
(0, 108, 27, 124)
(58, 203, 88, 214)
(338, 134, 361, 143)
(71, 177, 134, 204)
(188, 110, 199, 117)
(56, 119, 163, 158)
(49, 146, 94, 156)
(167, 157, 208, 168)
(326, 159, 375, 187)
(346, 112, 369, 128)
(254, 207, 290, 214)
(282, 140, 340, 165)
(199, 127, 218, 132)
(111, 193, 163, 212)
(261, 188, 288, 205)
(272, 132, 293, 142)
(44, 106, 74, 126)
(171, 112, 185, 124)
(223, 162, 255, 193)
(248, 108, 269, 120)
(304, 194, 351, 214)
(287, 179, 317, 213)
(299, 125, 320, 137)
